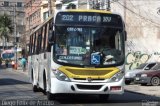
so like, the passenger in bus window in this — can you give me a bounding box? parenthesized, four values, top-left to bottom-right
(62, 46, 67, 55)
(56, 45, 67, 55)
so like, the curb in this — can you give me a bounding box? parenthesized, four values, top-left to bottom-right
(125, 90, 160, 98)
(12, 67, 28, 75)
(2, 67, 28, 76)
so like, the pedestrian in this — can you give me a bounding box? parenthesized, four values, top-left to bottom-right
(5, 59, 9, 68)
(11, 60, 15, 68)
(0, 57, 2, 66)
(21, 56, 27, 71)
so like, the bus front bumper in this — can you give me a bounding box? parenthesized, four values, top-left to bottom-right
(50, 78, 124, 95)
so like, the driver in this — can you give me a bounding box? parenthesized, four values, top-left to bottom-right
(103, 55, 115, 65)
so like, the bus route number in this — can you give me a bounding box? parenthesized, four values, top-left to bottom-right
(62, 15, 73, 21)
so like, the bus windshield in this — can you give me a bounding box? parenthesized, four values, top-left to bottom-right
(53, 26, 125, 67)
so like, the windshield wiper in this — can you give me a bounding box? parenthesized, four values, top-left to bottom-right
(57, 59, 68, 63)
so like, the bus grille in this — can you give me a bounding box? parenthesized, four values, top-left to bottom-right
(58, 66, 119, 79)
(73, 78, 105, 81)
(76, 84, 102, 90)
(66, 69, 112, 76)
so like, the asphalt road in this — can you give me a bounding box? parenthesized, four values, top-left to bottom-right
(0, 66, 160, 106)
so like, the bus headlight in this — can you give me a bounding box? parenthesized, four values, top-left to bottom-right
(110, 71, 124, 82)
(53, 69, 70, 81)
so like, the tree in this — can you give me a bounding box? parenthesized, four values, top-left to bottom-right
(0, 14, 13, 49)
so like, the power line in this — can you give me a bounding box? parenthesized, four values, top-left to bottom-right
(116, 1, 160, 28)
(128, 0, 160, 18)
(128, 0, 155, 24)
(117, 0, 160, 53)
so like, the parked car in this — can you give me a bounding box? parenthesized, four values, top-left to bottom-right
(125, 62, 158, 84)
(135, 63, 160, 86)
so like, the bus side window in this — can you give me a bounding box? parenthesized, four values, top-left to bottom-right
(32, 35, 34, 54)
(41, 26, 45, 52)
(45, 23, 49, 51)
(29, 35, 33, 55)
(34, 32, 38, 54)
(33, 33, 36, 54)
(36, 28, 42, 54)
(48, 28, 54, 43)
(47, 20, 53, 52)
(43, 24, 47, 51)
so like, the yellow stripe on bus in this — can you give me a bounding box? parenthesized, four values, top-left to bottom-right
(58, 66, 119, 79)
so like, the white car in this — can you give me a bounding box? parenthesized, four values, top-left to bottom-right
(125, 62, 158, 84)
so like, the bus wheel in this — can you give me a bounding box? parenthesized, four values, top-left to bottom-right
(99, 94, 110, 101)
(47, 92, 55, 100)
(33, 85, 39, 92)
(43, 72, 47, 95)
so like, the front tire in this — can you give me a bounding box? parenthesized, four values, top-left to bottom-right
(33, 85, 39, 92)
(43, 73, 47, 95)
(151, 76, 160, 86)
(47, 92, 55, 100)
(32, 70, 39, 92)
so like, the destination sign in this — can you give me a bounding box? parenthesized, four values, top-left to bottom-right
(55, 12, 123, 27)
(58, 55, 83, 61)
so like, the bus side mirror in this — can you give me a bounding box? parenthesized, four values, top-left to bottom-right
(48, 30, 54, 44)
(124, 31, 127, 41)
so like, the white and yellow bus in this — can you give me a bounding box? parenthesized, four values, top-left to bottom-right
(28, 9, 127, 100)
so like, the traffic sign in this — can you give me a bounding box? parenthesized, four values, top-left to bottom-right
(91, 54, 100, 64)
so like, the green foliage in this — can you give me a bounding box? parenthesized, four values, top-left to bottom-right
(0, 14, 13, 39)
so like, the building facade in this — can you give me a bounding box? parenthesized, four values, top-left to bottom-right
(0, 0, 25, 49)
(111, 0, 160, 70)
(25, 0, 56, 43)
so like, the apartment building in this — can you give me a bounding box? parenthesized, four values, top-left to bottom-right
(25, 0, 55, 43)
(0, 0, 25, 48)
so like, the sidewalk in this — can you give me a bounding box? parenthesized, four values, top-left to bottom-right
(125, 84, 160, 97)
(12, 65, 28, 75)
(0, 64, 28, 75)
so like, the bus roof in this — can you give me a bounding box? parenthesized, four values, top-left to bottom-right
(62, 9, 112, 14)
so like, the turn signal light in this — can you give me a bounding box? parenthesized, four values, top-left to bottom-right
(110, 86, 121, 91)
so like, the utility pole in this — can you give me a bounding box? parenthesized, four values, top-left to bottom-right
(107, 0, 111, 11)
(48, 0, 52, 16)
(13, 4, 17, 69)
